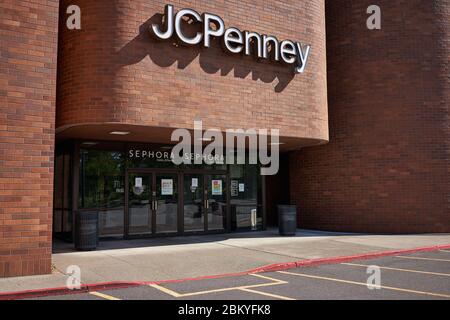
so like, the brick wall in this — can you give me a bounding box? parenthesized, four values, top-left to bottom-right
(0, 0, 59, 277)
(290, 0, 450, 233)
(56, 0, 328, 144)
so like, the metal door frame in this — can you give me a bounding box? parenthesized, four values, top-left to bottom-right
(125, 168, 180, 239)
(125, 168, 229, 239)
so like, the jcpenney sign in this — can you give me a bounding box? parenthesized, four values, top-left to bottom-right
(150, 4, 311, 74)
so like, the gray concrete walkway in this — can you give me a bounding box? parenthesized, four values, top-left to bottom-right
(1, 229, 450, 293)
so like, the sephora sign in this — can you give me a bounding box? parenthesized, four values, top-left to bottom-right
(150, 4, 311, 74)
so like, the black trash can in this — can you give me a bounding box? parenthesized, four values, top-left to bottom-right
(278, 205, 297, 236)
(74, 209, 99, 251)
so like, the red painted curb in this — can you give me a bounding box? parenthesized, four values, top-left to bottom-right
(1, 243, 449, 300)
(0, 282, 143, 301)
(249, 243, 450, 273)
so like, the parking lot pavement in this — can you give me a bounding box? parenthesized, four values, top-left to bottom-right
(28, 249, 450, 300)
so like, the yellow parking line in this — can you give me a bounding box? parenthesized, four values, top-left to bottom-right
(396, 256, 450, 262)
(149, 284, 182, 298)
(149, 274, 288, 298)
(277, 271, 450, 299)
(250, 273, 288, 284)
(160, 280, 286, 297)
(89, 291, 121, 300)
(342, 263, 450, 277)
(180, 286, 243, 297)
(239, 288, 295, 300)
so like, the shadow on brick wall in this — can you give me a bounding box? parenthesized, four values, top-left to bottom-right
(116, 14, 295, 93)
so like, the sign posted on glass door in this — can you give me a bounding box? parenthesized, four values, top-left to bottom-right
(212, 179, 222, 195)
(161, 179, 173, 195)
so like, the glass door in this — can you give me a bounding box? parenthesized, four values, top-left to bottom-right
(183, 174, 205, 232)
(206, 174, 227, 231)
(127, 171, 228, 237)
(127, 171, 179, 236)
(128, 173, 152, 236)
(154, 173, 178, 234)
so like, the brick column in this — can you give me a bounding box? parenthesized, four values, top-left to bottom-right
(0, 0, 59, 277)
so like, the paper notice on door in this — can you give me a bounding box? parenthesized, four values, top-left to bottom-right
(212, 179, 222, 195)
(231, 180, 238, 197)
(135, 177, 142, 188)
(192, 178, 198, 188)
(161, 179, 173, 195)
(239, 183, 245, 192)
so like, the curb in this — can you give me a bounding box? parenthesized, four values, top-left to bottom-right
(1, 243, 449, 300)
(248, 243, 450, 273)
(0, 281, 143, 301)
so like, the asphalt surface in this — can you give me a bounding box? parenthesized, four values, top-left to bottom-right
(28, 249, 450, 300)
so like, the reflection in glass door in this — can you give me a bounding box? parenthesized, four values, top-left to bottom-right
(206, 174, 227, 231)
(183, 174, 204, 232)
(128, 171, 228, 237)
(128, 174, 152, 236)
(127, 172, 178, 236)
(155, 173, 178, 234)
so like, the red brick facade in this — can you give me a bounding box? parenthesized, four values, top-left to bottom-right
(0, 0, 59, 277)
(290, 0, 450, 233)
(0, 0, 449, 278)
(56, 0, 328, 144)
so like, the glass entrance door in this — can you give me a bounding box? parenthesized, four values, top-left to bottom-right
(206, 174, 227, 231)
(183, 173, 228, 233)
(183, 174, 205, 232)
(155, 173, 178, 234)
(128, 173, 152, 236)
(127, 171, 178, 237)
(127, 170, 229, 237)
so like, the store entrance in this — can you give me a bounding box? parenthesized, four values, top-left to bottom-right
(126, 170, 179, 237)
(183, 172, 228, 233)
(52, 141, 264, 242)
(125, 169, 228, 238)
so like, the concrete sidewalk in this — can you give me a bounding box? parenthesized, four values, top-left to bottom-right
(1, 229, 450, 293)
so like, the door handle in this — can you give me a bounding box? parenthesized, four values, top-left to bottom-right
(154, 200, 158, 211)
(205, 199, 209, 209)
